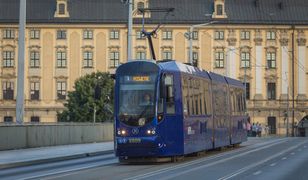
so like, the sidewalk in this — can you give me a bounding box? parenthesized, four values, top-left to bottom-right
(0, 141, 114, 169)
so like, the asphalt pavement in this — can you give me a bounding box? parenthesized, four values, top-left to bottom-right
(0, 141, 114, 169)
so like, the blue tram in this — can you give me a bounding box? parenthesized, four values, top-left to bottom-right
(114, 60, 248, 161)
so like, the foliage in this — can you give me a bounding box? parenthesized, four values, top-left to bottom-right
(57, 72, 114, 122)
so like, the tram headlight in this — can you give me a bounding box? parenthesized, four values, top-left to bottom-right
(117, 129, 127, 136)
(146, 128, 156, 135)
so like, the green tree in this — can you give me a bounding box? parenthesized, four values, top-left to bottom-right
(58, 72, 114, 122)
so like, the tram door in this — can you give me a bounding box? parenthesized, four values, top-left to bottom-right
(160, 74, 178, 148)
(268, 117, 276, 134)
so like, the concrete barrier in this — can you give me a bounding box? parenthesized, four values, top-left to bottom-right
(0, 123, 114, 151)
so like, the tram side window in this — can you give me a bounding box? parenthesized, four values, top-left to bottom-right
(165, 74, 175, 114)
(158, 76, 164, 114)
(194, 79, 200, 115)
(243, 91, 247, 113)
(189, 78, 194, 115)
(182, 76, 189, 116)
(204, 81, 212, 115)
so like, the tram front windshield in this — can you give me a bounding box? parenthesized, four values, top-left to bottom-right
(118, 74, 157, 127)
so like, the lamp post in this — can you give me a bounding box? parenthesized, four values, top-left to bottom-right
(16, 0, 26, 124)
(186, 21, 217, 65)
(121, 0, 133, 61)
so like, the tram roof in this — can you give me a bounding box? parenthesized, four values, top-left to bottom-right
(224, 76, 245, 88)
(207, 72, 228, 84)
(158, 61, 210, 79)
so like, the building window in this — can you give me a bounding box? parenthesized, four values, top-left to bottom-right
(137, 2, 145, 15)
(4, 116, 13, 123)
(83, 30, 93, 39)
(162, 30, 172, 40)
(30, 30, 40, 39)
(31, 116, 40, 123)
(57, 30, 67, 39)
(245, 82, 250, 100)
(59, 3, 65, 15)
(192, 31, 198, 40)
(136, 30, 145, 40)
(110, 30, 119, 40)
(3, 51, 14, 68)
(83, 51, 93, 68)
(162, 51, 172, 60)
(215, 52, 224, 68)
(192, 52, 198, 67)
(110, 51, 119, 68)
(267, 52, 276, 68)
(3, 81, 14, 100)
(57, 51, 67, 68)
(30, 82, 40, 100)
(3, 29, 15, 39)
(241, 52, 250, 68)
(241, 31, 250, 40)
(30, 51, 40, 68)
(136, 51, 146, 60)
(267, 83, 276, 100)
(217, 4, 223, 15)
(267, 31, 276, 40)
(57, 81, 67, 100)
(215, 31, 224, 40)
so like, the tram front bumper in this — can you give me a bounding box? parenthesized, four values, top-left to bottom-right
(115, 136, 166, 157)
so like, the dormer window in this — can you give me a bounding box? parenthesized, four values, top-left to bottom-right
(54, 0, 69, 18)
(137, 2, 144, 15)
(217, 4, 223, 16)
(133, 0, 150, 18)
(59, 3, 65, 15)
(212, 0, 227, 19)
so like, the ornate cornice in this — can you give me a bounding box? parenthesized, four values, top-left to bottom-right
(227, 37, 237, 46)
(55, 45, 68, 50)
(160, 46, 173, 50)
(54, 75, 68, 80)
(1, 44, 16, 49)
(81, 45, 94, 50)
(135, 45, 147, 50)
(297, 38, 306, 46)
(254, 38, 263, 46)
(108, 45, 120, 50)
(279, 38, 289, 46)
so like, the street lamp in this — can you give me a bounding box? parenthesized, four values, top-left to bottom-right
(185, 21, 217, 65)
(16, 0, 26, 124)
(121, 0, 133, 61)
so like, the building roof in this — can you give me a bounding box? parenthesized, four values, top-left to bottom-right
(1, 0, 308, 25)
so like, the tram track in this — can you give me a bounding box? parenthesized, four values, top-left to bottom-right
(124, 138, 289, 180)
(0, 138, 290, 180)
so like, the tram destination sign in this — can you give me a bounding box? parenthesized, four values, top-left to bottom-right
(132, 76, 150, 82)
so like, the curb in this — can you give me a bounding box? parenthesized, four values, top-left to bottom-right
(0, 150, 114, 170)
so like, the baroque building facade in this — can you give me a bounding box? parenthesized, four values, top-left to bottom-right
(0, 0, 307, 135)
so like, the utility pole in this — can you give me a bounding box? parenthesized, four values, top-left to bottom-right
(286, 85, 289, 137)
(127, 0, 133, 61)
(244, 65, 247, 101)
(187, 21, 216, 65)
(93, 104, 96, 123)
(16, 0, 26, 124)
(291, 27, 295, 137)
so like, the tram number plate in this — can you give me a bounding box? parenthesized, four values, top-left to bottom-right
(129, 138, 141, 143)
